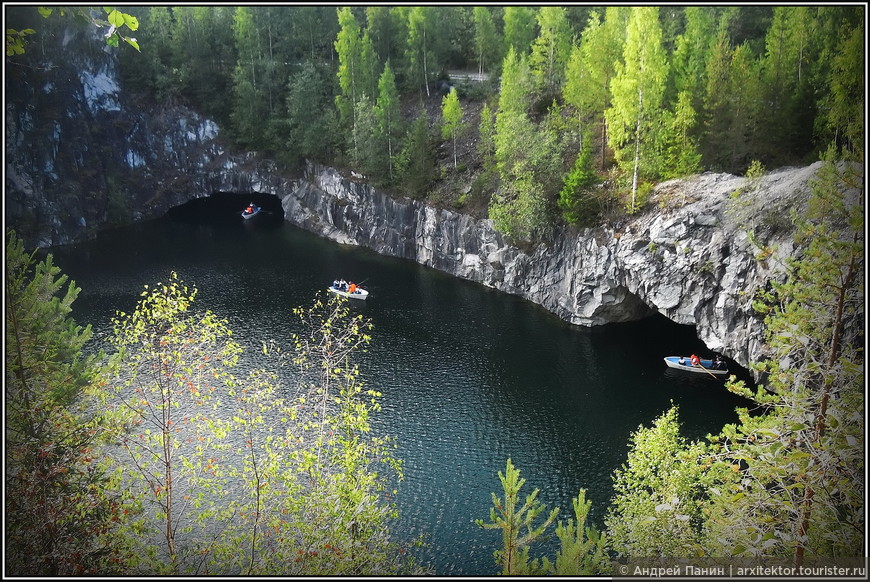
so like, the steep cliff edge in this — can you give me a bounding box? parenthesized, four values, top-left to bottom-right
(284, 161, 820, 373)
(6, 26, 834, 375)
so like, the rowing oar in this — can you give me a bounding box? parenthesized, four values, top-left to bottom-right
(694, 360, 721, 380)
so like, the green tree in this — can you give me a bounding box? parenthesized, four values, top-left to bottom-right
(542, 490, 610, 575)
(473, 6, 501, 77)
(700, 22, 735, 171)
(230, 7, 269, 149)
(669, 7, 716, 112)
(758, 7, 814, 156)
(477, 459, 608, 575)
(565, 7, 628, 170)
(441, 88, 463, 169)
(558, 134, 600, 226)
(528, 6, 572, 101)
(351, 94, 382, 176)
(5, 230, 134, 575)
(405, 6, 436, 97)
(490, 47, 559, 241)
(359, 29, 380, 102)
(605, 6, 669, 212)
(284, 61, 340, 167)
(497, 46, 533, 117)
(103, 272, 243, 573)
(708, 152, 864, 562)
(335, 6, 364, 137)
(502, 6, 537, 58)
(101, 275, 429, 575)
(243, 293, 427, 575)
(605, 406, 711, 558)
(657, 90, 702, 180)
(366, 6, 400, 65)
(476, 102, 498, 196)
(230, 64, 263, 149)
(818, 22, 864, 156)
(376, 61, 402, 181)
(395, 113, 435, 199)
(476, 459, 558, 575)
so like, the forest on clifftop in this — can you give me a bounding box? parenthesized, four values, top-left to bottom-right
(7, 5, 863, 241)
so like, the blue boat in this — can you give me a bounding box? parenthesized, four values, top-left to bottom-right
(663, 356, 728, 375)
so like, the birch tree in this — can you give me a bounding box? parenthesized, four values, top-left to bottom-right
(604, 6, 668, 212)
(441, 87, 463, 169)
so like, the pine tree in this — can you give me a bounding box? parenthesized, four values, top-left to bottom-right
(558, 134, 600, 226)
(376, 61, 401, 181)
(708, 152, 864, 562)
(476, 459, 559, 575)
(5, 231, 134, 575)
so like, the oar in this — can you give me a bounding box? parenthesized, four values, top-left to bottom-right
(694, 359, 721, 380)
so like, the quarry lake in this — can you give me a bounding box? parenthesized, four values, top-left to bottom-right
(48, 206, 752, 576)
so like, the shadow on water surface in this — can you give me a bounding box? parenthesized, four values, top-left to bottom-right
(164, 191, 285, 227)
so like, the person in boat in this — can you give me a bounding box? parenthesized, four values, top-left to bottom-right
(245, 203, 255, 214)
(348, 283, 357, 293)
(333, 279, 340, 289)
(339, 279, 347, 291)
(713, 355, 726, 370)
(678, 356, 686, 365)
(690, 354, 701, 367)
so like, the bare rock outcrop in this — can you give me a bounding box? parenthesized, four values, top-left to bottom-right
(284, 161, 823, 373)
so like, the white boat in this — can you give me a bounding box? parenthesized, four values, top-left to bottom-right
(663, 356, 728, 376)
(241, 205, 262, 219)
(328, 283, 369, 300)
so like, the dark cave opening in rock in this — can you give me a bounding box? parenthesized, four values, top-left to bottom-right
(163, 192, 284, 227)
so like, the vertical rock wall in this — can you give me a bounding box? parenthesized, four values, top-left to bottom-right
(282, 161, 824, 374)
(6, 22, 835, 376)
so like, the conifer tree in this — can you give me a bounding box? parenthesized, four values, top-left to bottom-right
(708, 151, 864, 562)
(5, 231, 134, 575)
(558, 134, 600, 226)
(376, 61, 401, 181)
(476, 459, 559, 575)
(477, 459, 608, 575)
(566, 7, 628, 170)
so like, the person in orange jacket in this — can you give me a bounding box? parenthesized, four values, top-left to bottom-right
(690, 354, 701, 366)
(348, 283, 357, 293)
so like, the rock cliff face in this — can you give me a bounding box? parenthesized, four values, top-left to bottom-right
(284, 162, 818, 374)
(6, 24, 826, 375)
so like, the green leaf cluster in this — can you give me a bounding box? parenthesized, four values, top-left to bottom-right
(5, 230, 135, 575)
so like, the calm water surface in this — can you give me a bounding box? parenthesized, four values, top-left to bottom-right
(48, 206, 752, 575)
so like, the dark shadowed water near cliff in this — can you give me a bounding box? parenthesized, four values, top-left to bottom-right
(47, 200, 753, 576)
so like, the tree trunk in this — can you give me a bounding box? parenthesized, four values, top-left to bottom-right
(631, 88, 643, 211)
(794, 237, 859, 567)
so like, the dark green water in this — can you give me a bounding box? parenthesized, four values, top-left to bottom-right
(47, 207, 752, 575)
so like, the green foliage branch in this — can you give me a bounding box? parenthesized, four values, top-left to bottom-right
(5, 230, 135, 575)
(476, 458, 608, 575)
